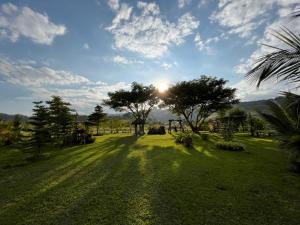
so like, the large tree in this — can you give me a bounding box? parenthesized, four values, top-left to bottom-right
(29, 101, 50, 157)
(103, 82, 159, 134)
(46, 96, 74, 145)
(88, 105, 106, 135)
(161, 76, 238, 133)
(228, 108, 248, 132)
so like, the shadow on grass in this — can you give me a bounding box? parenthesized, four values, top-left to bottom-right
(0, 135, 144, 225)
(1, 134, 299, 225)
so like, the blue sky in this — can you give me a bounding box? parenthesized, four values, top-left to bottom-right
(0, 0, 299, 115)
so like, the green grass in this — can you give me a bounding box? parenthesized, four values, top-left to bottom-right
(0, 134, 300, 225)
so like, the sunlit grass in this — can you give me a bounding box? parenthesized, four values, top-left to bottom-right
(0, 134, 300, 225)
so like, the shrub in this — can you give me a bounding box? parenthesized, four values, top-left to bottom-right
(86, 134, 96, 144)
(148, 126, 166, 135)
(201, 133, 209, 141)
(2, 132, 13, 145)
(219, 120, 235, 141)
(175, 132, 193, 147)
(62, 129, 95, 146)
(216, 141, 244, 151)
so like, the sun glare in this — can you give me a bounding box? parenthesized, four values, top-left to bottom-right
(155, 80, 169, 93)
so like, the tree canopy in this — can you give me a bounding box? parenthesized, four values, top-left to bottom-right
(88, 105, 106, 135)
(103, 82, 159, 133)
(46, 96, 74, 144)
(161, 76, 238, 133)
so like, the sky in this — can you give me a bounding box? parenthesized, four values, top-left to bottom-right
(0, 0, 299, 115)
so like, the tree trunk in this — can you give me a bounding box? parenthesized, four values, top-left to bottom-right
(134, 124, 137, 136)
(141, 123, 145, 134)
(96, 124, 99, 135)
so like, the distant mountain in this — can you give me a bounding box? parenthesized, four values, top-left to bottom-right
(148, 98, 283, 121)
(0, 97, 282, 122)
(0, 113, 29, 121)
(148, 108, 177, 122)
(237, 96, 284, 113)
(237, 100, 270, 113)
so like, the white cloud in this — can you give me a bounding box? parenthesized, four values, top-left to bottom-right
(194, 33, 220, 52)
(0, 57, 89, 87)
(0, 57, 130, 113)
(198, 0, 209, 8)
(234, 62, 250, 75)
(0, 3, 66, 44)
(178, 0, 192, 8)
(194, 33, 205, 50)
(29, 82, 130, 112)
(161, 62, 173, 70)
(108, 0, 120, 11)
(211, 0, 299, 38)
(233, 8, 300, 101)
(112, 55, 144, 64)
(108, 3, 132, 30)
(83, 43, 90, 50)
(235, 9, 300, 76)
(106, 1, 199, 58)
(232, 78, 299, 101)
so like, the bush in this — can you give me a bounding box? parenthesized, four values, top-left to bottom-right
(2, 132, 13, 145)
(62, 129, 96, 146)
(175, 132, 193, 147)
(201, 133, 209, 141)
(148, 126, 166, 135)
(86, 134, 96, 144)
(216, 141, 244, 151)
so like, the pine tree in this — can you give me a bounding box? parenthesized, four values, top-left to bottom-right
(46, 96, 74, 145)
(88, 105, 106, 135)
(29, 101, 50, 158)
(12, 115, 22, 143)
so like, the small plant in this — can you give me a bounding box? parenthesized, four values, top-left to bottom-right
(175, 132, 193, 147)
(216, 141, 244, 151)
(148, 126, 166, 135)
(219, 119, 235, 141)
(201, 133, 209, 141)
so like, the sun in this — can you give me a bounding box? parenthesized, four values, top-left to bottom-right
(155, 80, 169, 93)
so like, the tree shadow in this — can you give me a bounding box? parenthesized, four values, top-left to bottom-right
(1, 134, 299, 225)
(0, 135, 142, 224)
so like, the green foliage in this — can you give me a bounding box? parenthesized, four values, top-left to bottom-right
(260, 93, 300, 172)
(219, 117, 235, 141)
(147, 126, 166, 135)
(200, 133, 209, 141)
(103, 82, 159, 134)
(0, 116, 23, 145)
(228, 108, 248, 132)
(46, 96, 75, 145)
(88, 105, 106, 135)
(28, 101, 50, 158)
(175, 132, 193, 147)
(216, 141, 244, 151)
(248, 114, 265, 137)
(12, 115, 22, 143)
(161, 75, 238, 133)
(1, 134, 300, 225)
(246, 27, 300, 87)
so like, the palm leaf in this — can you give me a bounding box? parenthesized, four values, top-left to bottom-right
(290, 10, 300, 19)
(246, 27, 300, 87)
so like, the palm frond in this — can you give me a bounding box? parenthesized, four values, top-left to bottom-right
(246, 27, 300, 87)
(281, 92, 300, 129)
(290, 10, 300, 19)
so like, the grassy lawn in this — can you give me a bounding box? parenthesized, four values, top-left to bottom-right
(1, 134, 300, 225)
